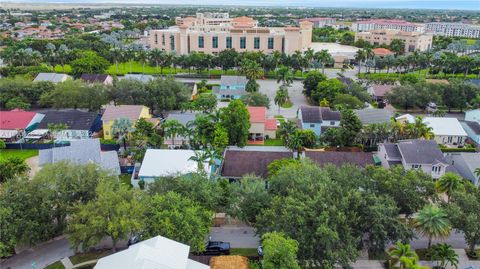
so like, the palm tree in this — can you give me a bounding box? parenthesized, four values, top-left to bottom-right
(278, 120, 297, 144)
(387, 242, 419, 269)
(110, 47, 123, 75)
(162, 119, 185, 147)
(189, 150, 208, 172)
(414, 205, 452, 249)
(475, 168, 480, 178)
(57, 44, 70, 73)
(314, 49, 333, 74)
(45, 43, 56, 67)
(274, 85, 289, 114)
(240, 59, 263, 81)
(303, 48, 315, 70)
(399, 256, 430, 269)
(435, 172, 464, 202)
(355, 49, 367, 74)
(286, 131, 303, 159)
(111, 118, 135, 151)
(136, 48, 148, 74)
(149, 48, 164, 73)
(276, 65, 294, 86)
(430, 243, 459, 269)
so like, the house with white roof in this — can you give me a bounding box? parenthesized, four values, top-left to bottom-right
(423, 117, 468, 146)
(94, 235, 208, 269)
(132, 149, 210, 187)
(33, 73, 72, 83)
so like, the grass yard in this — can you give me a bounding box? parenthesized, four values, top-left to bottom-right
(0, 149, 38, 161)
(263, 139, 284, 146)
(119, 174, 133, 189)
(45, 250, 113, 269)
(280, 101, 293, 108)
(230, 248, 258, 257)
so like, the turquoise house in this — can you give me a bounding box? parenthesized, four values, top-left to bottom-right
(298, 106, 341, 136)
(213, 75, 248, 100)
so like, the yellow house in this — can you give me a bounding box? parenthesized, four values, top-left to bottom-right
(102, 105, 151, 139)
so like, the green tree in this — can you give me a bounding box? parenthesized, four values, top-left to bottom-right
(414, 205, 452, 249)
(333, 93, 364, 109)
(312, 78, 345, 105)
(245, 79, 260, 93)
(219, 100, 250, 147)
(145, 78, 190, 113)
(228, 176, 270, 225)
(0, 140, 5, 149)
(109, 78, 147, 106)
(430, 243, 459, 269)
(192, 93, 217, 113)
(262, 232, 301, 269)
(302, 70, 327, 99)
(276, 65, 294, 86)
(67, 180, 145, 252)
(313, 49, 333, 74)
(338, 108, 362, 147)
(212, 125, 229, 153)
(70, 51, 110, 78)
(267, 158, 301, 177)
(387, 242, 419, 269)
(241, 92, 270, 108)
(390, 39, 406, 55)
(40, 80, 107, 111)
(0, 157, 29, 183)
(162, 119, 185, 146)
(274, 85, 289, 113)
(435, 172, 464, 202)
(5, 97, 30, 110)
(143, 192, 212, 252)
(111, 118, 135, 151)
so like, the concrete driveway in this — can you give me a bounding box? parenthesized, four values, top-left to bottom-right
(209, 225, 260, 248)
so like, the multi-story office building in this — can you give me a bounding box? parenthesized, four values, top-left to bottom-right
(355, 29, 433, 52)
(425, 22, 480, 38)
(300, 17, 336, 28)
(149, 13, 312, 55)
(352, 19, 424, 33)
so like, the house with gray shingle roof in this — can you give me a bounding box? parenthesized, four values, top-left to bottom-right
(33, 73, 72, 83)
(213, 75, 248, 100)
(377, 139, 456, 179)
(39, 138, 120, 175)
(445, 152, 480, 186)
(298, 106, 341, 136)
(354, 108, 393, 125)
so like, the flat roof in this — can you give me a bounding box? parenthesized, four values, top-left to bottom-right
(309, 42, 360, 57)
(424, 117, 468, 137)
(138, 149, 208, 178)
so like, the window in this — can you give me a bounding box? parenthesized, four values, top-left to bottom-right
(154, 34, 158, 44)
(162, 34, 165, 45)
(330, 121, 335, 125)
(268, 37, 274, 49)
(240, 37, 246, 49)
(281, 37, 285, 52)
(310, 124, 315, 128)
(254, 37, 260, 49)
(212, 36, 218, 48)
(198, 36, 204, 48)
(170, 35, 175, 51)
(226, 37, 232, 49)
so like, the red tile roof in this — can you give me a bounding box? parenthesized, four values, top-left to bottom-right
(247, 106, 266, 123)
(373, 48, 394, 57)
(265, 119, 277, 131)
(0, 109, 37, 130)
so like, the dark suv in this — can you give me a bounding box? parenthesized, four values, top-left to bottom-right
(203, 241, 231, 255)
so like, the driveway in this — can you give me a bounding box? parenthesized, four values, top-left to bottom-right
(26, 156, 40, 179)
(209, 225, 260, 248)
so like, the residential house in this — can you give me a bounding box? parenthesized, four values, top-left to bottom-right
(0, 109, 44, 141)
(354, 108, 393, 125)
(445, 153, 480, 186)
(298, 106, 341, 136)
(213, 75, 248, 100)
(121, 74, 154, 83)
(36, 109, 101, 141)
(101, 105, 151, 140)
(461, 120, 480, 145)
(39, 139, 121, 175)
(33, 73, 72, 83)
(94, 235, 209, 269)
(247, 106, 277, 143)
(395, 114, 416, 124)
(377, 139, 457, 179)
(369, 84, 395, 102)
(305, 150, 376, 167)
(164, 112, 197, 148)
(465, 109, 480, 124)
(133, 149, 210, 187)
(423, 117, 468, 146)
(80, 74, 113, 85)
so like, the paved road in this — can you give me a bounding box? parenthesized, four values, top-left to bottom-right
(210, 226, 260, 248)
(411, 229, 468, 249)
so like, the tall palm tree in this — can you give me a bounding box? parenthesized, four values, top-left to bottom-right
(240, 59, 263, 81)
(110, 47, 123, 75)
(189, 150, 208, 172)
(57, 44, 70, 73)
(387, 242, 419, 269)
(303, 48, 315, 70)
(355, 49, 367, 74)
(435, 172, 464, 202)
(149, 48, 164, 73)
(414, 205, 452, 249)
(136, 48, 148, 74)
(430, 243, 459, 269)
(274, 85, 289, 114)
(276, 65, 294, 86)
(314, 49, 333, 74)
(162, 119, 185, 147)
(278, 120, 297, 144)
(286, 131, 303, 160)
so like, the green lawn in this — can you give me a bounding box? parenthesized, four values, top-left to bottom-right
(45, 250, 113, 269)
(263, 139, 284, 146)
(230, 248, 258, 257)
(119, 174, 133, 189)
(280, 101, 293, 108)
(0, 149, 38, 161)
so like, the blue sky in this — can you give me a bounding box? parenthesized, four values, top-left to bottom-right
(7, 0, 480, 10)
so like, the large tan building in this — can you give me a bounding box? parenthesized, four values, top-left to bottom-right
(355, 29, 432, 53)
(149, 13, 312, 55)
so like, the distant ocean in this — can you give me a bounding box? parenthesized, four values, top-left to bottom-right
(4, 0, 480, 10)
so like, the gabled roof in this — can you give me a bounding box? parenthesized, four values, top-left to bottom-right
(462, 120, 480, 135)
(37, 110, 98, 130)
(221, 149, 292, 178)
(166, 112, 197, 126)
(80, 74, 111, 83)
(397, 139, 447, 165)
(372, 84, 394, 97)
(300, 106, 340, 123)
(354, 108, 393, 125)
(33, 73, 71, 83)
(423, 117, 468, 137)
(305, 151, 374, 167)
(102, 105, 146, 122)
(383, 143, 402, 159)
(38, 139, 120, 175)
(373, 48, 394, 57)
(95, 235, 209, 269)
(248, 106, 267, 123)
(0, 109, 38, 130)
(220, 75, 247, 87)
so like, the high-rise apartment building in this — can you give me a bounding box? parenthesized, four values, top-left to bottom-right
(425, 22, 480, 38)
(149, 13, 312, 55)
(352, 19, 425, 33)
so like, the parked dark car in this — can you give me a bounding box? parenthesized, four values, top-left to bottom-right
(127, 234, 141, 247)
(203, 241, 230, 255)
